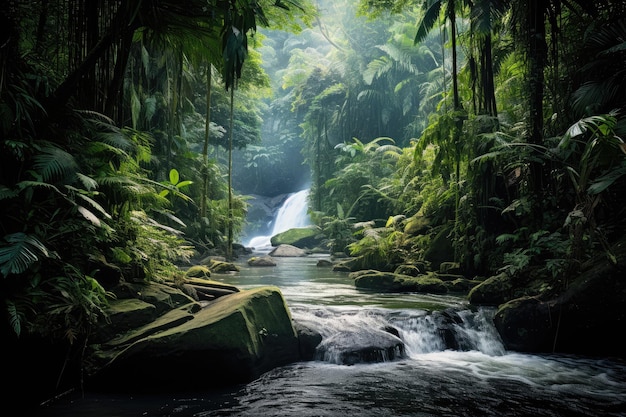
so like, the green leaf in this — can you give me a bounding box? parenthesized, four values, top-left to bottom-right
(74, 193, 112, 219)
(76, 173, 99, 191)
(587, 163, 626, 194)
(176, 180, 193, 189)
(414, 0, 442, 44)
(77, 206, 101, 227)
(169, 169, 180, 185)
(7, 301, 21, 336)
(0, 233, 56, 276)
(337, 203, 345, 219)
(0, 185, 18, 200)
(33, 145, 78, 182)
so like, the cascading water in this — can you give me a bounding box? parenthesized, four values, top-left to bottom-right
(290, 304, 505, 365)
(246, 188, 311, 250)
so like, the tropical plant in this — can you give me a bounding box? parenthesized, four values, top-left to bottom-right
(558, 113, 626, 265)
(347, 215, 409, 271)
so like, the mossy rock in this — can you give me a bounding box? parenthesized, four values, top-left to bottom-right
(352, 270, 447, 294)
(394, 264, 422, 277)
(467, 272, 513, 306)
(408, 273, 448, 294)
(445, 278, 482, 293)
(439, 262, 461, 274)
(247, 256, 277, 267)
(403, 214, 430, 235)
(89, 286, 300, 391)
(493, 296, 554, 353)
(270, 226, 321, 248)
(208, 259, 240, 273)
(185, 265, 211, 279)
(333, 255, 391, 272)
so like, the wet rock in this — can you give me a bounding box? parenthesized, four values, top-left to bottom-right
(248, 256, 277, 267)
(493, 236, 626, 357)
(316, 259, 333, 267)
(183, 277, 240, 301)
(294, 321, 323, 361)
(468, 272, 513, 306)
(185, 265, 211, 279)
(439, 262, 461, 274)
(445, 277, 482, 293)
(269, 244, 308, 257)
(332, 263, 353, 272)
(316, 329, 405, 365)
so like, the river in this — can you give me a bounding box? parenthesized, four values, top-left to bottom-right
(32, 254, 626, 417)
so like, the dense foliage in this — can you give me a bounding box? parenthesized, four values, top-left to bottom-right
(264, 0, 626, 283)
(2, 0, 626, 401)
(0, 0, 314, 374)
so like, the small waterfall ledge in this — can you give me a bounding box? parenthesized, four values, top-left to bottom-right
(291, 305, 505, 366)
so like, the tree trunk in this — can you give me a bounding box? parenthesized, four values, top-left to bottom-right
(45, 4, 135, 119)
(527, 0, 547, 193)
(200, 63, 212, 224)
(227, 83, 234, 260)
(481, 34, 497, 117)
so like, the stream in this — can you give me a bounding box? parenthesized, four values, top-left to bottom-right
(32, 254, 626, 417)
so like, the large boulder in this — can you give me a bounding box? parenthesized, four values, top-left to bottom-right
(88, 286, 300, 392)
(494, 237, 626, 357)
(270, 226, 321, 249)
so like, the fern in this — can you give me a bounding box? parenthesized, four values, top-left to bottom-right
(0, 233, 58, 276)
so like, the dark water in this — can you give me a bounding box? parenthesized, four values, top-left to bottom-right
(32, 254, 626, 417)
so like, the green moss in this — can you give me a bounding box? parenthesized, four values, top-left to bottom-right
(270, 226, 320, 248)
(185, 265, 211, 278)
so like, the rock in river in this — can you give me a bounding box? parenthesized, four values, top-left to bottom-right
(88, 286, 300, 392)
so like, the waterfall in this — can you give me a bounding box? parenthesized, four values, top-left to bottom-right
(271, 189, 311, 235)
(246, 189, 311, 249)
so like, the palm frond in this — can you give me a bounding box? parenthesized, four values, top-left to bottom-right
(33, 145, 78, 182)
(77, 206, 102, 227)
(72, 191, 112, 219)
(587, 161, 626, 195)
(75, 173, 99, 191)
(0, 233, 57, 276)
(363, 56, 393, 85)
(6, 301, 23, 336)
(415, 0, 442, 44)
(16, 180, 64, 195)
(0, 185, 19, 201)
